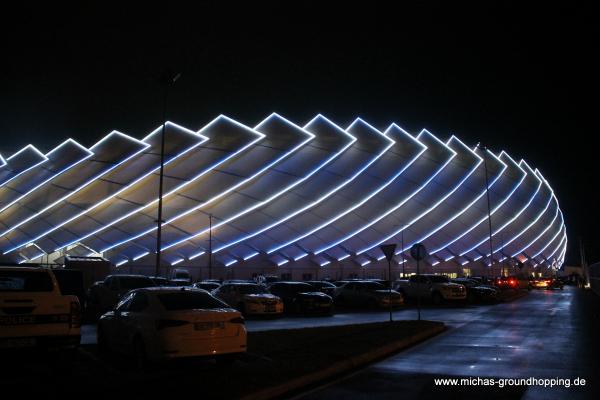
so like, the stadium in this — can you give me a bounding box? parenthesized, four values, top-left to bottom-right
(0, 114, 566, 281)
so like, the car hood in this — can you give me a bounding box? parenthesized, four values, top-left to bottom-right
(243, 294, 280, 301)
(439, 283, 464, 289)
(472, 285, 496, 291)
(297, 291, 332, 300)
(374, 290, 402, 297)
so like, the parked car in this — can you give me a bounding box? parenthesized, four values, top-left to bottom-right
(97, 287, 246, 368)
(395, 274, 466, 304)
(305, 280, 337, 296)
(0, 266, 81, 350)
(170, 268, 192, 283)
(334, 280, 403, 308)
(268, 282, 333, 315)
(494, 276, 519, 290)
(193, 281, 221, 291)
(169, 279, 193, 287)
(212, 283, 283, 316)
(87, 274, 156, 317)
(149, 276, 169, 286)
(451, 278, 499, 302)
(529, 277, 564, 290)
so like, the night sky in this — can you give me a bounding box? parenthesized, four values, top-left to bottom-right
(0, 2, 596, 265)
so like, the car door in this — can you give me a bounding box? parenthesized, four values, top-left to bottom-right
(110, 293, 134, 352)
(119, 291, 151, 353)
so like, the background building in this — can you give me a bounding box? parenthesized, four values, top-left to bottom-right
(0, 114, 566, 281)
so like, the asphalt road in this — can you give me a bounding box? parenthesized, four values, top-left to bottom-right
(296, 286, 600, 400)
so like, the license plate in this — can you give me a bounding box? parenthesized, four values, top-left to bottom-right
(0, 338, 36, 348)
(194, 322, 225, 331)
(0, 314, 69, 326)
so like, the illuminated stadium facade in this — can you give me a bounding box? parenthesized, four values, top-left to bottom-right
(0, 114, 566, 280)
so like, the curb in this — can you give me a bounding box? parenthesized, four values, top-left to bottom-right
(240, 322, 446, 400)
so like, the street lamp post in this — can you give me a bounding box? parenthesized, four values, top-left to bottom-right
(479, 144, 494, 278)
(401, 228, 405, 277)
(208, 213, 213, 280)
(154, 70, 181, 278)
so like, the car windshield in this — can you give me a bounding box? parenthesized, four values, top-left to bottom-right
(357, 282, 385, 290)
(428, 276, 450, 283)
(237, 284, 268, 294)
(157, 291, 229, 310)
(119, 277, 155, 289)
(0, 270, 54, 292)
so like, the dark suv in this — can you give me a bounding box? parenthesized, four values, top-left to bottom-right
(268, 282, 333, 315)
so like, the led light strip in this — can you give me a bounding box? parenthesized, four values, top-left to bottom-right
(9, 122, 208, 255)
(547, 231, 567, 262)
(154, 113, 319, 251)
(1, 131, 151, 245)
(510, 204, 559, 258)
(0, 145, 48, 188)
(0, 139, 94, 214)
(530, 213, 564, 260)
(258, 122, 424, 256)
(155, 114, 355, 254)
(102, 114, 315, 253)
(355, 135, 482, 256)
(458, 159, 541, 257)
(412, 148, 507, 255)
(428, 150, 525, 255)
(311, 129, 457, 256)
(53, 116, 264, 254)
(132, 251, 150, 261)
(493, 170, 554, 253)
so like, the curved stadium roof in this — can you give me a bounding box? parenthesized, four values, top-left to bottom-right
(0, 114, 566, 271)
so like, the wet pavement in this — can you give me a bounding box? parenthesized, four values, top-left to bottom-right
(296, 287, 600, 399)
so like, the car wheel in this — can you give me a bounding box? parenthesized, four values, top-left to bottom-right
(432, 292, 443, 305)
(132, 336, 147, 372)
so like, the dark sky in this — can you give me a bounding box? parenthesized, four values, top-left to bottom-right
(0, 1, 597, 264)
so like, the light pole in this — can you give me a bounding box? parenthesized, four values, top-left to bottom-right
(155, 69, 181, 278)
(401, 228, 405, 278)
(208, 213, 213, 280)
(478, 144, 494, 278)
(379, 244, 397, 323)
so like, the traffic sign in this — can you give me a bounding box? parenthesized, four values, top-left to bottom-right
(410, 243, 428, 261)
(380, 244, 397, 262)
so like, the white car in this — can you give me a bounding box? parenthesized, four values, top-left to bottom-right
(0, 266, 81, 350)
(212, 282, 284, 316)
(97, 287, 246, 366)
